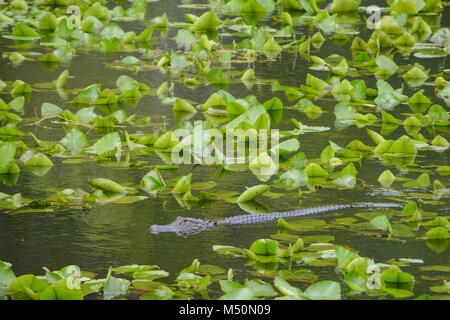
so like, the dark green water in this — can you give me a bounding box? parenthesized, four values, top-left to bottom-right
(0, 0, 449, 299)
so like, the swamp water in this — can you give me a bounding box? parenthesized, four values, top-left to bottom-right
(0, 0, 449, 300)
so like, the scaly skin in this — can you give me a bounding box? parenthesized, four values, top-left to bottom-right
(149, 202, 402, 237)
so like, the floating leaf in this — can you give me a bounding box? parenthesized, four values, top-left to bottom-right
(425, 227, 450, 240)
(89, 178, 126, 193)
(86, 132, 121, 157)
(274, 277, 302, 297)
(289, 219, 327, 231)
(0, 261, 16, 288)
(304, 163, 328, 178)
(391, 0, 419, 15)
(173, 99, 196, 113)
(38, 12, 58, 31)
(0, 193, 23, 210)
(10, 80, 31, 96)
(104, 267, 129, 300)
(330, 0, 360, 13)
(402, 173, 430, 188)
(219, 287, 254, 300)
(334, 103, 356, 120)
(381, 265, 414, 284)
(171, 174, 192, 194)
(279, 169, 308, 188)
(55, 70, 69, 89)
(9, 274, 48, 300)
(370, 215, 392, 233)
(408, 90, 431, 114)
(262, 36, 282, 60)
(59, 128, 87, 154)
(376, 55, 398, 78)
(244, 279, 278, 298)
(431, 136, 449, 148)
(420, 266, 450, 273)
(0, 144, 16, 168)
(344, 271, 366, 291)
(9, 22, 40, 40)
(249, 239, 279, 256)
(26, 153, 53, 167)
(239, 69, 255, 83)
(206, 68, 229, 88)
(237, 184, 270, 202)
(375, 136, 416, 154)
(75, 107, 97, 124)
(403, 66, 428, 82)
(192, 11, 220, 32)
(141, 168, 166, 193)
(303, 281, 341, 300)
(276, 218, 292, 231)
(378, 170, 395, 187)
(136, 27, 153, 43)
(332, 175, 356, 188)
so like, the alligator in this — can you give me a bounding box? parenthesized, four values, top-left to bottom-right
(149, 202, 401, 237)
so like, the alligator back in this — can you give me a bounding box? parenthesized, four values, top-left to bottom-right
(216, 203, 401, 225)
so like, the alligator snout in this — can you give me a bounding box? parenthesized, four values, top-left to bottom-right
(149, 224, 163, 234)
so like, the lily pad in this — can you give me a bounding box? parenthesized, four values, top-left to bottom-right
(89, 178, 126, 193)
(236, 184, 270, 203)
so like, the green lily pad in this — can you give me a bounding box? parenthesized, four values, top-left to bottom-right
(378, 170, 395, 187)
(289, 219, 327, 231)
(86, 132, 121, 158)
(274, 277, 302, 297)
(192, 11, 220, 32)
(173, 99, 196, 113)
(141, 169, 166, 193)
(381, 265, 414, 284)
(218, 287, 254, 300)
(402, 173, 430, 188)
(303, 281, 341, 300)
(304, 163, 328, 178)
(0, 260, 15, 288)
(171, 174, 192, 194)
(420, 266, 450, 273)
(104, 267, 129, 300)
(425, 227, 450, 240)
(236, 184, 270, 203)
(26, 153, 53, 167)
(59, 128, 87, 154)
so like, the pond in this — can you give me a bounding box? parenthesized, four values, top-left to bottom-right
(0, 0, 449, 300)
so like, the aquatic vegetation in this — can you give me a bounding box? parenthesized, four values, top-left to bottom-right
(1, 230, 447, 300)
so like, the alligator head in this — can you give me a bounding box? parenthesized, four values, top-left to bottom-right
(149, 216, 217, 237)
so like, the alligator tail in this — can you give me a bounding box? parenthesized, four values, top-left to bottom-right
(217, 202, 402, 225)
